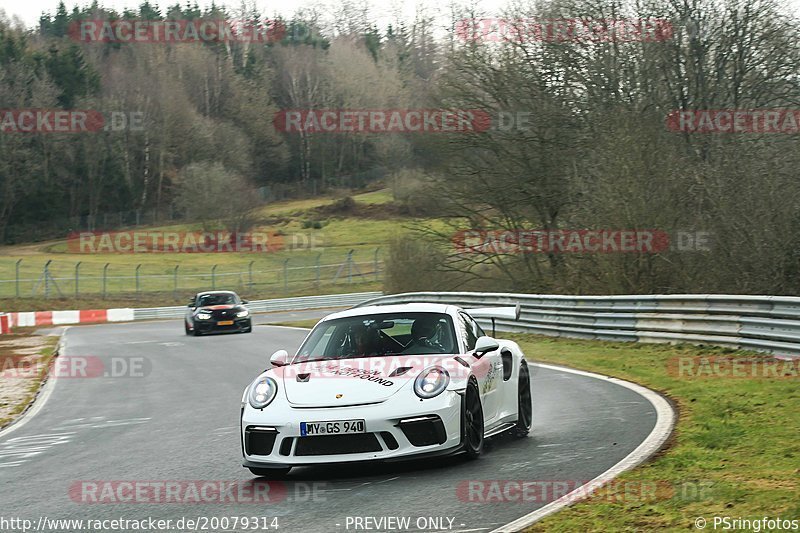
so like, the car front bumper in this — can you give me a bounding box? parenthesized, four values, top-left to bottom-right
(194, 317, 251, 333)
(241, 390, 464, 467)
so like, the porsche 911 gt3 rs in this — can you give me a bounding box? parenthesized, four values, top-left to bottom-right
(240, 302, 532, 477)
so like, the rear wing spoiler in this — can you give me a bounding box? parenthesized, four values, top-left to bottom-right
(464, 304, 521, 336)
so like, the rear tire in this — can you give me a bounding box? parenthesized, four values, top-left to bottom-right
(513, 362, 532, 437)
(462, 380, 484, 459)
(248, 467, 291, 478)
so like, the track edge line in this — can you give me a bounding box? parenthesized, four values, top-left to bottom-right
(489, 361, 676, 533)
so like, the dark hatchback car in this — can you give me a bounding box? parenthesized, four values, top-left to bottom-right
(185, 290, 252, 336)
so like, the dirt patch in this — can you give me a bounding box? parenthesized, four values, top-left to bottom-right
(0, 334, 57, 427)
(311, 197, 417, 219)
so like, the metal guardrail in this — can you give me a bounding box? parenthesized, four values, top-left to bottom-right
(134, 291, 383, 320)
(357, 292, 800, 357)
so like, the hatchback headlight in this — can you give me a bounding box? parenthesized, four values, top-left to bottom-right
(414, 367, 450, 399)
(248, 376, 278, 409)
(236, 310, 250, 318)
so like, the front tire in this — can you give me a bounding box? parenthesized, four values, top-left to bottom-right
(462, 379, 484, 458)
(184, 322, 191, 335)
(248, 467, 291, 478)
(513, 362, 532, 437)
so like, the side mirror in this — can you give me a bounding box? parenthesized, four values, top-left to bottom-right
(474, 336, 499, 357)
(187, 299, 195, 308)
(270, 349, 289, 367)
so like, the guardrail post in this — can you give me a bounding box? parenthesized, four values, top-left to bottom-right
(212, 264, 218, 290)
(283, 258, 290, 290)
(173, 265, 179, 299)
(102, 263, 110, 299)
(135, 264, 141, 298)
(75, 261, 82, 297)
(15, 259, 21, 298)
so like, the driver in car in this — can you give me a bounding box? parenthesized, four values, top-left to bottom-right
(348, 324, 382, 356)
(402, 316, 445, 354)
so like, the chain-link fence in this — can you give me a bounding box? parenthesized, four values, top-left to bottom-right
(0, 248, 383, 300)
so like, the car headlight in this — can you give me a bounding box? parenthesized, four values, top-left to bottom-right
(197, 312, 212, 320)
(248, 376, 278, 409)
(236, 310, 249, 318)
(414, 366, 450, 399)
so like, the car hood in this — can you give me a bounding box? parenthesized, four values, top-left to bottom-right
(272, 355, 453, 407)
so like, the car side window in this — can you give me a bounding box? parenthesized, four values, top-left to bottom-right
(459, 312, 479, 351)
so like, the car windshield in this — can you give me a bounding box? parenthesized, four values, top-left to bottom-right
(295, 312, 457, 363)
(197, 293, 238, 306)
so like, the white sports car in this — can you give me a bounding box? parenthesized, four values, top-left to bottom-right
(240, 303, 532, 477)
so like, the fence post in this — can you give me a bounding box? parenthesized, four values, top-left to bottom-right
(135, 264, 141, 298)
(347, 250, 353, 284)
(248, 261, 254, 292)
(283, 258, 290, 291)
(315, 253, 322, 287)
(212, 265, 218, 290)
(102, 263, 109, 299)
(173, 265, 179, 299)
(75, 261, 82, 297)
(374, 248, 380, 281)
(15, 259, 21, 298)
(44, 260, 52, 300)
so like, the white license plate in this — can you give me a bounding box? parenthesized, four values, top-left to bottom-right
(300, 419, 365, 436)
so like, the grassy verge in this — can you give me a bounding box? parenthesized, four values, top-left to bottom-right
(270, 319, 319, 329)
(0, 334, 59, 429)
(505, 334, 799, 531)
(0, 280, 382, 312)
(0, 189, 408, 305)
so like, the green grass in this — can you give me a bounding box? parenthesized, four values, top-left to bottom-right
(508, 335, 799, 532)
(0, 189, 406, 305)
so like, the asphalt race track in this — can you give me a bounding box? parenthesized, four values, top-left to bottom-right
(0, 320, 659, 533)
